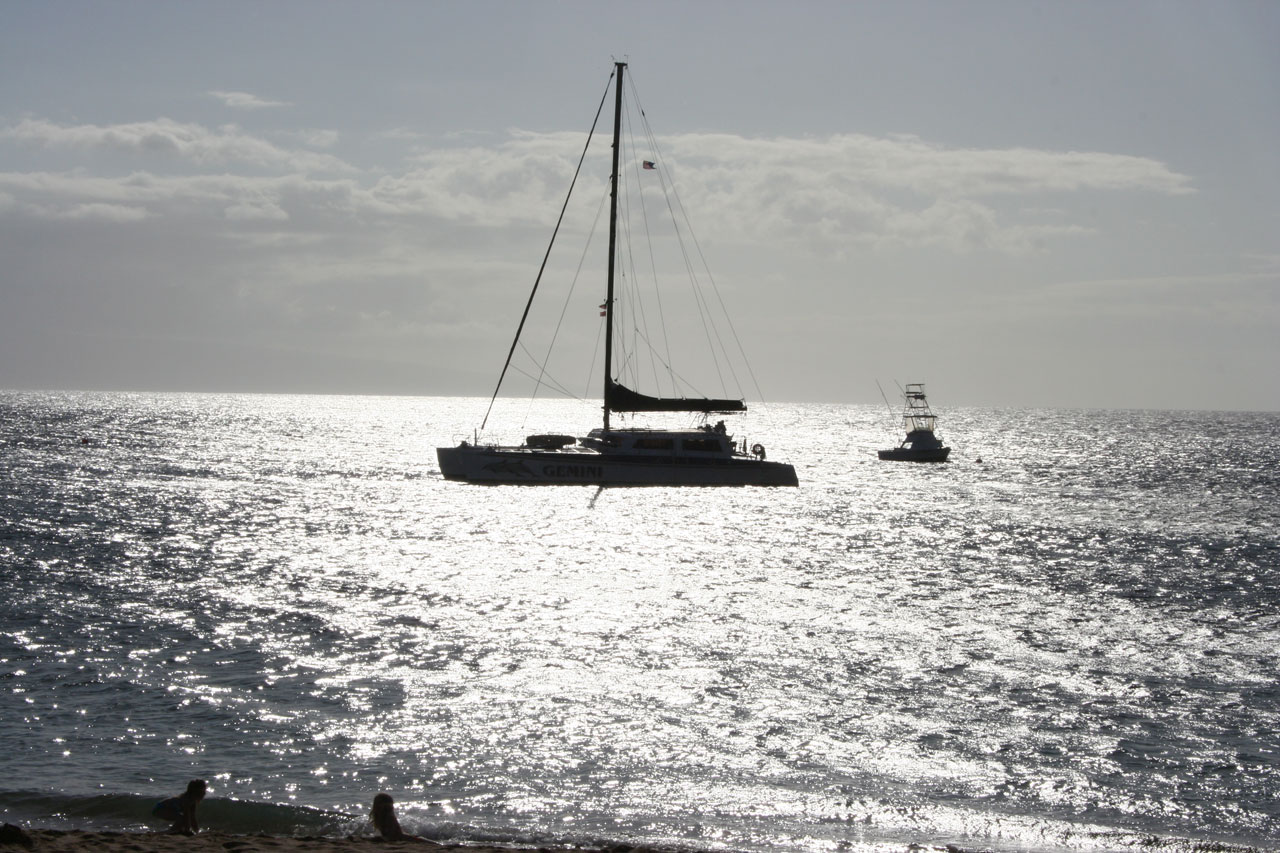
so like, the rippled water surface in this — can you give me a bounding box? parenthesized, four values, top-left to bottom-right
(1, 391, 1278, 852)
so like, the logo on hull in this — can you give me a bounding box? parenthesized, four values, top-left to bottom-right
(481, 459, 536, 477)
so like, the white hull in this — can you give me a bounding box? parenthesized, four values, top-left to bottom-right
(437, 445, 798, 486)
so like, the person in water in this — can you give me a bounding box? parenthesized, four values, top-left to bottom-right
(370, 793, 433, 843)
(152, 779, 207, 835)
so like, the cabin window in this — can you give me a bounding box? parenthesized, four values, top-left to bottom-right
(634, 438, 674, 450)
(682, 438, 723, 452)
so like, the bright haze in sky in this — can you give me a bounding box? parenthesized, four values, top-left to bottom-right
(2, 1, 1277, 411)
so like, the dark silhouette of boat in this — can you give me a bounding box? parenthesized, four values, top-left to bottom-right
(436, 62, 797, 487)
(878, 384, 950, 462)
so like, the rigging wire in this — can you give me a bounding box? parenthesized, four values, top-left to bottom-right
(585, 310, 605, 400)
(620, 90, 674, 397)
(521, 175, 610, 424)
(624, 325, 722, 400)
(617, 161, 662, 398)
(481, 62, 766, 428)
(479, 68, 614, 432)
(507, 362, 580, 401)
(627, 73, 748, 403)
(630, 76, 764, 405)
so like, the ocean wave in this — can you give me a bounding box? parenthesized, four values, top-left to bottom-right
(0, 790, 361, 837)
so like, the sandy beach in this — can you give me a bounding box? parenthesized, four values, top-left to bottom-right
(2, 829, 683, 853)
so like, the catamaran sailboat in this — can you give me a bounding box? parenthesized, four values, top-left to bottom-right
(878, 383, 951, 462)
(437, 62, 797, 486)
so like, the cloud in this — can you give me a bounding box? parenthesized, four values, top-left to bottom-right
(224, 197, 290, 222)
(0, 119, 1194, 254)
(372, 128, 428, 142)
(1, 118, 355, 174)
(0, 169, 359, 227)
(0, 115, 1261, 410)
(373, 129, 1192, 252)
(368, 133, 584, 225)
(209, 90, 291, 110)
(286, 129, 340, 149)
(56, 202, 152, 222)
(643, 132, 1192, 251)
(783, 132, 1198, 196)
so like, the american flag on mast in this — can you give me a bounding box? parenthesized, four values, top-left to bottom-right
(642, 160, 656, 170)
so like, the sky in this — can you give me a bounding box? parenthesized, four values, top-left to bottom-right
(2, 0, 1277, 412)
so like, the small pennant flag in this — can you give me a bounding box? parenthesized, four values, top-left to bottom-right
(642, 160, 656, 170)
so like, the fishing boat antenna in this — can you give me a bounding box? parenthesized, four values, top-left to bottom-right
(875, 379, 896, 419)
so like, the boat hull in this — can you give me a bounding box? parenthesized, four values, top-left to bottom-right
(877, 446, 951, 462)
(437, 445, 798, 486)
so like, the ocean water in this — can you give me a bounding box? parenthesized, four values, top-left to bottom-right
(1, 390, 1277, 853)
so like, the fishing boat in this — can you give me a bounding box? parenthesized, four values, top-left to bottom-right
(436, 62, 798, 487)
(878, 383, 951, 462)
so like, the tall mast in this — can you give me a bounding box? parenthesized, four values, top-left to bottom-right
(603, 61, 625, 431)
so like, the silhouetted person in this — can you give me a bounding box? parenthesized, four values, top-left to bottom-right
(371, 793, 434, 843)
(152, 779, 207, 835)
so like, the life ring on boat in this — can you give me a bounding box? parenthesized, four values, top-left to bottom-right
(751, 443, 766, 460)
